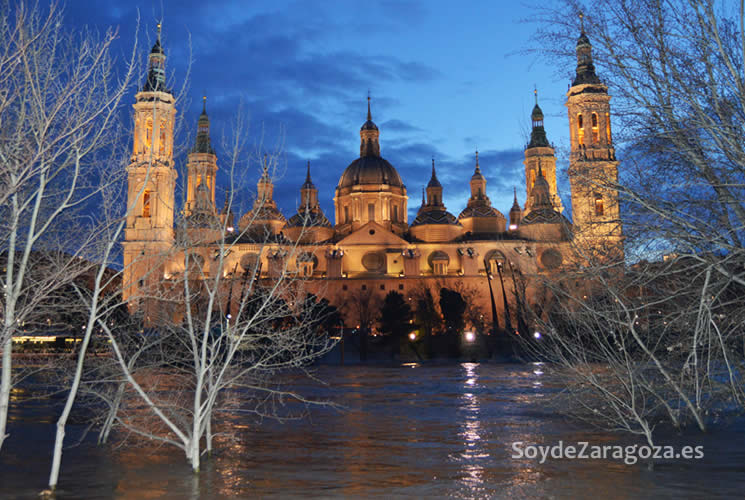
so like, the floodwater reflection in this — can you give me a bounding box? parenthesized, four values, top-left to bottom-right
(2, 363, 745, 498)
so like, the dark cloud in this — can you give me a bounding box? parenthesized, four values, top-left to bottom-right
(379, 119, 422, 133)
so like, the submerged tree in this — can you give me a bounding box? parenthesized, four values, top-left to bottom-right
(0, 0, 138, 455)
(522, 0, 745, 446)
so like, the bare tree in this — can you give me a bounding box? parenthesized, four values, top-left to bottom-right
(0, 1, 138, 455)
(521, 0, 745, 446)
(91, 108, 336, 472)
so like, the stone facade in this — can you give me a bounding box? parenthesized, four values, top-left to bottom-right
(122, 26, 622, 328)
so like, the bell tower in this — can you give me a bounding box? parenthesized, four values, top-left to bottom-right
(185, 96, 217, 215)
(524, 89, 562, 215)
(566, 15, 623, 259)
(122, 24, 178, 315)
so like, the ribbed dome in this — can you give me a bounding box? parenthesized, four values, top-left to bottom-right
(458, 204, 505, 219)
(338, 156, 404, 189)
(410, 209, 459, 227)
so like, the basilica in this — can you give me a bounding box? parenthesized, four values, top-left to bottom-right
(122, 25, 622, 328)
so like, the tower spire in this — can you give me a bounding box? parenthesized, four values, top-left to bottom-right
(192, 95, 213, 154)
(528, 88, 549, 148)
(360, 92, 381, 157)
(475, 150, 481, 174)
(305, 160, 311, 183)
(143, 23, 168, 92)
(573, 13, 601, 86)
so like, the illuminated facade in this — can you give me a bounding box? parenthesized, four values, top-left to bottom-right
(123, 25, 623, 327)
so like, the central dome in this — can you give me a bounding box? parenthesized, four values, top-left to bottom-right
(338, 156, 404, 189)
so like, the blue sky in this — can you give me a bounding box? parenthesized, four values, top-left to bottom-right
(65, 0, 580, 222)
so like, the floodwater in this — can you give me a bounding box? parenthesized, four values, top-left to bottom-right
(1, 363, 744, 499)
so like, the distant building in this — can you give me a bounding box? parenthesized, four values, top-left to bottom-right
(122, 24, 622, 328)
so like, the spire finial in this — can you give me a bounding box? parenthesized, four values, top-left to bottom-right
(263, 153, 269, 173)
(306, 160, 311, 183)
(514, 186, 518, 202)
(157, 22, 162, 42)
(367, 91, 372, 121)
(202, 95, 207, 114)
(432, 157, 435, 175)
(421, 187, 426, 205)
(579, 11, 585, 34)
(534, 86, 538, 105)
(475, 150, 481, 173)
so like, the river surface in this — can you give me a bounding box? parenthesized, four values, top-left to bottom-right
(1, 363, 744, 499)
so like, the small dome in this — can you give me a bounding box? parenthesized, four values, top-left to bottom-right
(338, 156, 404, 189)
(361, 120, 378, 131)
(286, 210, 331, 228)
(531, 103, 544, 121)
(410, 209, 459, 227)
(521, 208, 569, 226)
(150, 39, 164, 55)
(458, 204, 505, 219)
(577, 32, 591, 47)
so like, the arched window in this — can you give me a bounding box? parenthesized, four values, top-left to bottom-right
(145, 118, 153, 149)
(159, 119, 167, 154)
(393, 205, 398, 222)
(344, 206, 349, 223)
(605, 112, 612, 144)
(591, 113, 599, 143)
(530, 170, 536, 190)
(594, 194, 604, 216)
(368, 203, 375, 221)
(142, 190, 151, 218)
(134, 119, 140, 152)
(577, 114, 584, 146)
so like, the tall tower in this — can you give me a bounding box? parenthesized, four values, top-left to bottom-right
(122, 24, 178, 315)
(566, 16, 623, 259)
(185, 96, 217, 215)
(524, 89, 562, 215)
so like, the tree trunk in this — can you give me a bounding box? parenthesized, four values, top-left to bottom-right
(48, 308, 97, 491)
(0, 337, 11, 453)
(99, 382, 126, 445)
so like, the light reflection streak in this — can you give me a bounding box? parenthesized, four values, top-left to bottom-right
(457, 363, 488, 492)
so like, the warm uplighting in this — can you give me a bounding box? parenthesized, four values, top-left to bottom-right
(408, 332, 416, 341)
(533, 331, 541, 339)
(464, 331, 476, 342)
(227, 226, 234, 232)
(509, 224, 518, 230)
